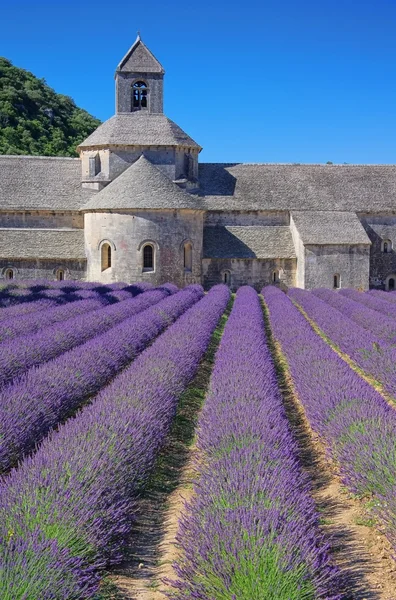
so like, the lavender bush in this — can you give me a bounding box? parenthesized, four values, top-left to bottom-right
(263, 286, 396, 554)
(0, 298, 58, 322)
(0, 296, 109, 343)
(0, 286, 172, 387)
(339, 288, 396, 318)
(312, 288, 396, 343)
(368, 289, 396, 306)
(0, 285, 230, 599)
(171, 286, 339, 600)
(0, 286, 201, 472)
(288, 287, 396, 398)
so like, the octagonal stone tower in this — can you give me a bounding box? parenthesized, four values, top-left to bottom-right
(79, 36, 203, 287)
(77, 35, 201, 190)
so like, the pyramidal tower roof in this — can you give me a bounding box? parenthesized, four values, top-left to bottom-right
(81, 156, 203, 211)
(116, 34, 164, 74)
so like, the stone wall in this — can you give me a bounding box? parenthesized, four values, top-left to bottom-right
(0, 259, 86, 281)
(359, 214, 396, 288)
(84, 209, 203, 286)
(202, 258, 296, 291)
(289, 215, 305, 288)
(204, 211, 289, 227)
(0, 212, 83, 229)
(116, 72, 163, 114)
(81, 147, 199, 184)
(303, 244, 370, 290)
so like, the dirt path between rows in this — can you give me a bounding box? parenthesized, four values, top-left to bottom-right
(269, 330, 396, 600)
(108, 305, 232, 600)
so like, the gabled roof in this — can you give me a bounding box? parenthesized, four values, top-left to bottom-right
(203, 226, 296, 259)
(0, 155, 93, 211)
(291, 211, 371, 245)
(364, 223, 396, 244)
(198, 163, 396, 212)
(81, 155, 203, 211)
(0, 228, 86, 259)
(77, 113, 201, 150)
(116, 35, 164, 74)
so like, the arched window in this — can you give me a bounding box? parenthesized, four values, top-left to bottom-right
(333, 273, 341, 289)
(143, 244, 154, 271)
(184, 242, 192, 272)
(4, 268, 14, 280)
(132, 81, 148, 110)
(56, 269, 65, 281)
(223, 270, 231, 286)
(272, 270, 279, 283)
(101, 243, 112, 271)
(382, 239, 392, 253)
(386, 274, 396, 291)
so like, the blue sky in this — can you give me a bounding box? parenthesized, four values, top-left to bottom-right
(2, 0, 396, 163)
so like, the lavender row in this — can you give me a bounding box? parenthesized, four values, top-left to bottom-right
(0, 285, 230, 599)
(288, 287, 396, 398)
(263, 286, 396, 554)
(0, 297, 58, 322)
(339, 287, 396, 319)
(312, 288, 396, 344)
(0, 281, 153, 307)
(171, 287, 338, 600)
(368, 289, 396, 306)
(0, 286, 172, 387)
(0, 286, 200, 473)
(0, 283, 174, 344)
(0, 296, 109, 344)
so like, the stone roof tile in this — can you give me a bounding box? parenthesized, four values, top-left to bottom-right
(291, 211, 371, 245)
(78, 114, 201, 150)
(0, 155, 92, 211)
(0, 228, 86, 259)
(198, 163, 396, 212)
(81, 155, 203, 211)
(116, 36, 164, 74)
(203, 226, 296, 259)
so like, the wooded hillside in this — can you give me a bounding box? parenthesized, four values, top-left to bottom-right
(0, 58, 101, 157)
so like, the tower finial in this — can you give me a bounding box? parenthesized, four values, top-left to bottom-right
(137, 30, 141, 40)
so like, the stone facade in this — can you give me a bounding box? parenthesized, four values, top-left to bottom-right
(0, 36, 396, 290)
(202, 258, 296, 291)
(0, 259, 86, 281)
(84, 209, 203, 287)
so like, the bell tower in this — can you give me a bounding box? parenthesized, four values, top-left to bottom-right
(115, 34, 165, 114)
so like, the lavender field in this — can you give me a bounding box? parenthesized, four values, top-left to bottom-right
(0, 280, 396, 599)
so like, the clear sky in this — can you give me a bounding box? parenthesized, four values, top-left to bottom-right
(2, 0, 396, 164)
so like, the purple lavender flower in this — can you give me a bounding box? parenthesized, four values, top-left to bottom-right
(263, 286, 396, 555)
(0, 285, 229, 598)
(171, 286, 339, 600)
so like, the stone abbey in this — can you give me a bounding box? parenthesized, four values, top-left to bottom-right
(1, 36, 396, 290)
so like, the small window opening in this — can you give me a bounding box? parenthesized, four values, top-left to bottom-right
(223, 270, 231, 286)
(389, 278, 395, 291)
(333, 273, 340, 289)
(4, 268, 14, 280)
(101, 243, 112, 271)
(383, 239, 392, 253)
(56, 269, 65, 281)
(88, 154, 101, 178)
(143, 244, 154, 271)
(132, 81, 148, 110)
(273, 270, 279, 283)
(184, 242, 192, 272)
